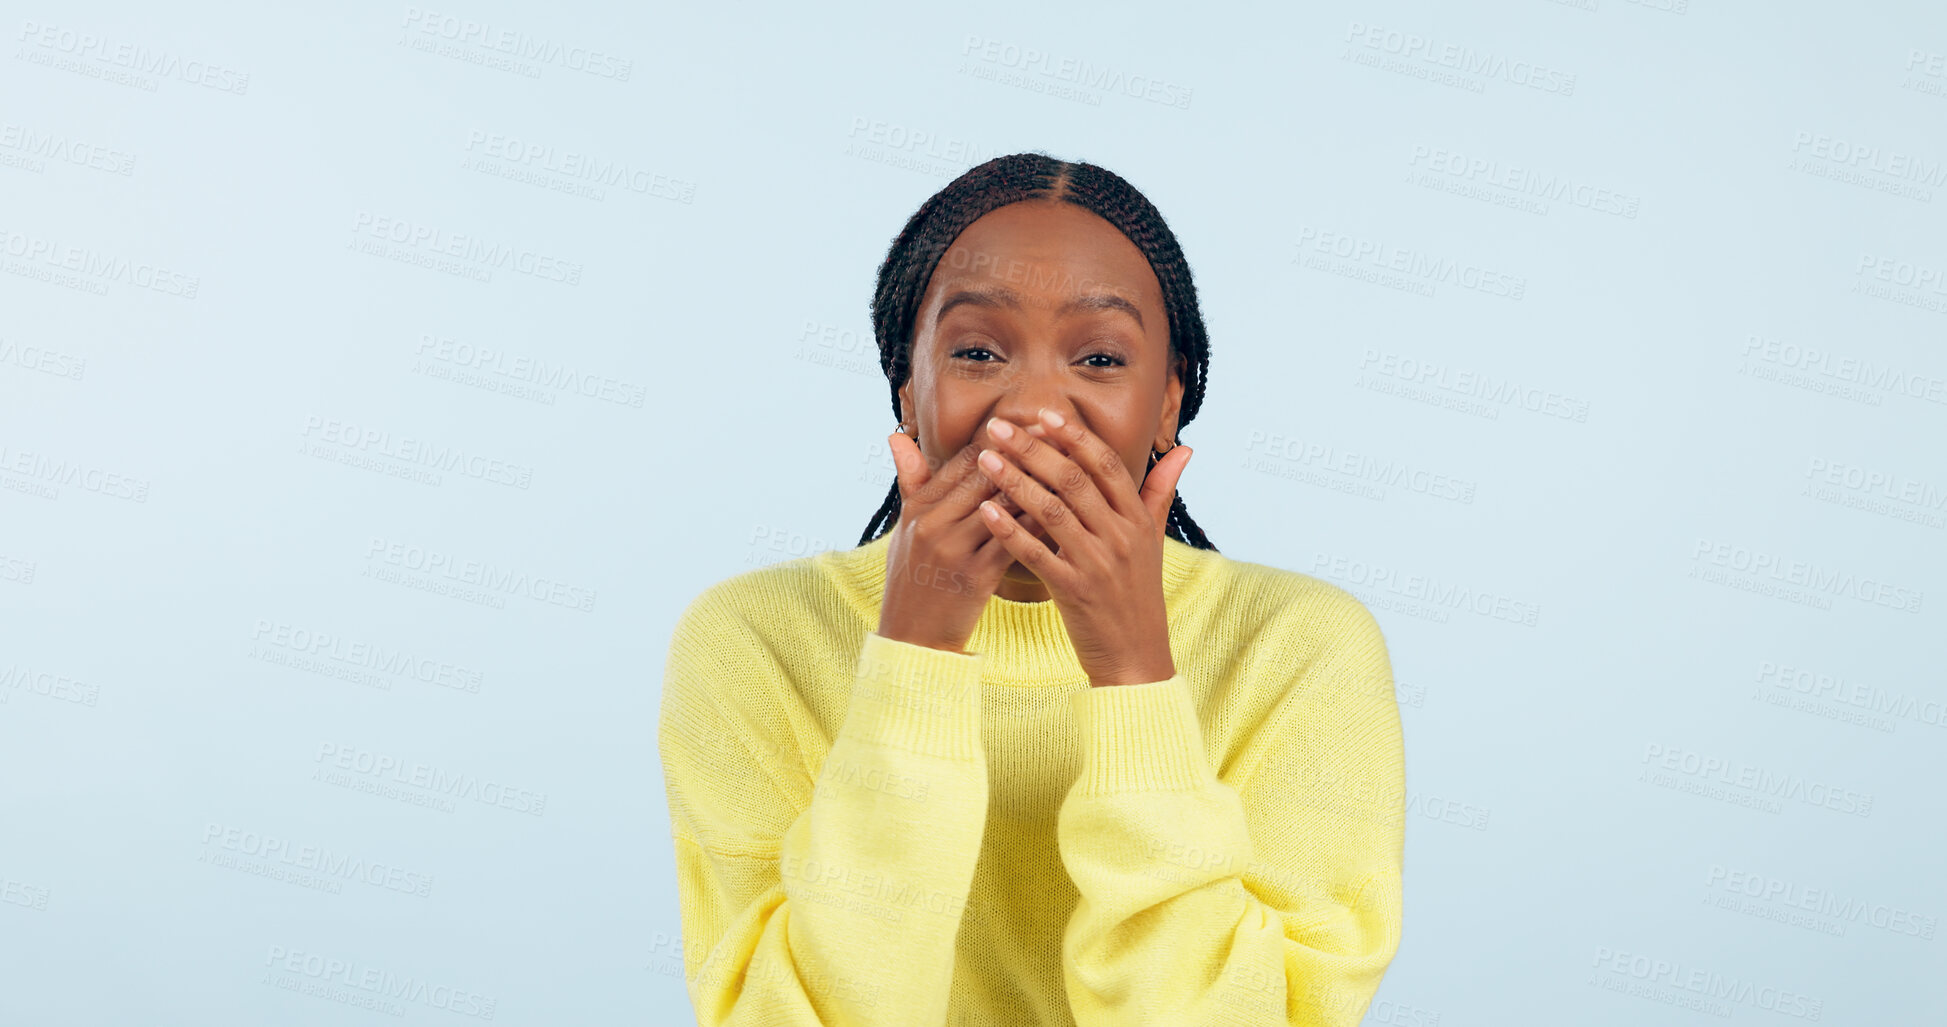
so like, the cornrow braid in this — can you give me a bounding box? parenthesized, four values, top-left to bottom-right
(857, 152, 1217, 551)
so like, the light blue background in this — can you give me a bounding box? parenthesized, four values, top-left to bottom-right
(2, 1, 1942, 1023)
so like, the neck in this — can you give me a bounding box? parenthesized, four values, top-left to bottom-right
(822, 530, 1205, 683)
(994, 564, 1051, 602)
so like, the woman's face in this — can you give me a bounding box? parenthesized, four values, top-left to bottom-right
(899, 199, 1184, 574)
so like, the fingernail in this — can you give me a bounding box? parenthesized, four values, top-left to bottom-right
(1039, 408, 1064, 427)
(987, 417, 1013, 440)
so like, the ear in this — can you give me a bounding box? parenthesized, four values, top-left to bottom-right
(897, 380, 914, 430)
(1154, 352, 1186, 453)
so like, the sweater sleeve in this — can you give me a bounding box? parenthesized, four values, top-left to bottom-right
(660, 599, 991, 1026)
(1056, 597, 1405, 1026)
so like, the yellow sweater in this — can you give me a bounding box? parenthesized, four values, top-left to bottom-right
(659, 530, 1405, 1026)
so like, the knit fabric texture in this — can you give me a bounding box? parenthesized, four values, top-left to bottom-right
(659, 530, 1405, 1025)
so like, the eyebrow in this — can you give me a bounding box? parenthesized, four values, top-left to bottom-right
(934, 286, 1145, 329)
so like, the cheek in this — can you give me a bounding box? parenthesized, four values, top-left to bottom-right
(926, 401, 979, 449)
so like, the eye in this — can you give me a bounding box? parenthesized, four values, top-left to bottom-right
(948, 346, 1126, 368)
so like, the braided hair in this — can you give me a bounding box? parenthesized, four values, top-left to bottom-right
(856, 152, 1217, 551)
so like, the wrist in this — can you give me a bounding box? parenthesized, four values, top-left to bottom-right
(1089, 659, 1176, 688)
(874, 623, 970, 656)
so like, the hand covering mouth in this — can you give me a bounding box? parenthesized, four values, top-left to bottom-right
(999, 499, 1052, 538)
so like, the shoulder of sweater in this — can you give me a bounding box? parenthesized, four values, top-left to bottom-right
(1182, 545, 1383, 643)
(673, 553, 825, 627)
(1187, 551, 1394, 741)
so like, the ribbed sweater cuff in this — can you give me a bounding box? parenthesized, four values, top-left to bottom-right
(840, 632, 985, 762)
(1070, 676, 1212, 795)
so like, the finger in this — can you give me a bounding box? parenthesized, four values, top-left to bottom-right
(937, 480, 1030, 582)
(891, 438, 1008, 559)
(889, 432, 978, 498)
(987, 416, 1115, 534)
(1031, 409, 1143, 523)
(977, 446, 1092, 557)
(1140, 445, 1192, 541)
(934, 443, 1009, 514)
(977, 497, 1066, 582)
(903, 445, 1018, 563)
(900, 439, 984, 508)
(889, 432, 928, 504)
(972, 518, 1023, 570)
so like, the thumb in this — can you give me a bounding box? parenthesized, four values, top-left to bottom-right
(1140, 446, 1192, 538)
(888, 432, 926, 501)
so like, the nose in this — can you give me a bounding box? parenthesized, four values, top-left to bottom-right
(986, 400, 1074, 450)
(990, 375, 1078, 438)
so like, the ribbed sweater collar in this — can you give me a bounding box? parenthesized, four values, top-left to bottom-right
(820, 531, 1209, 684)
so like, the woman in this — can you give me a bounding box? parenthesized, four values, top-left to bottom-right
(660, 152, 1405, 1025)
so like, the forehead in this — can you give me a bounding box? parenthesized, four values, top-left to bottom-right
(925, 200, 1163, 310)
